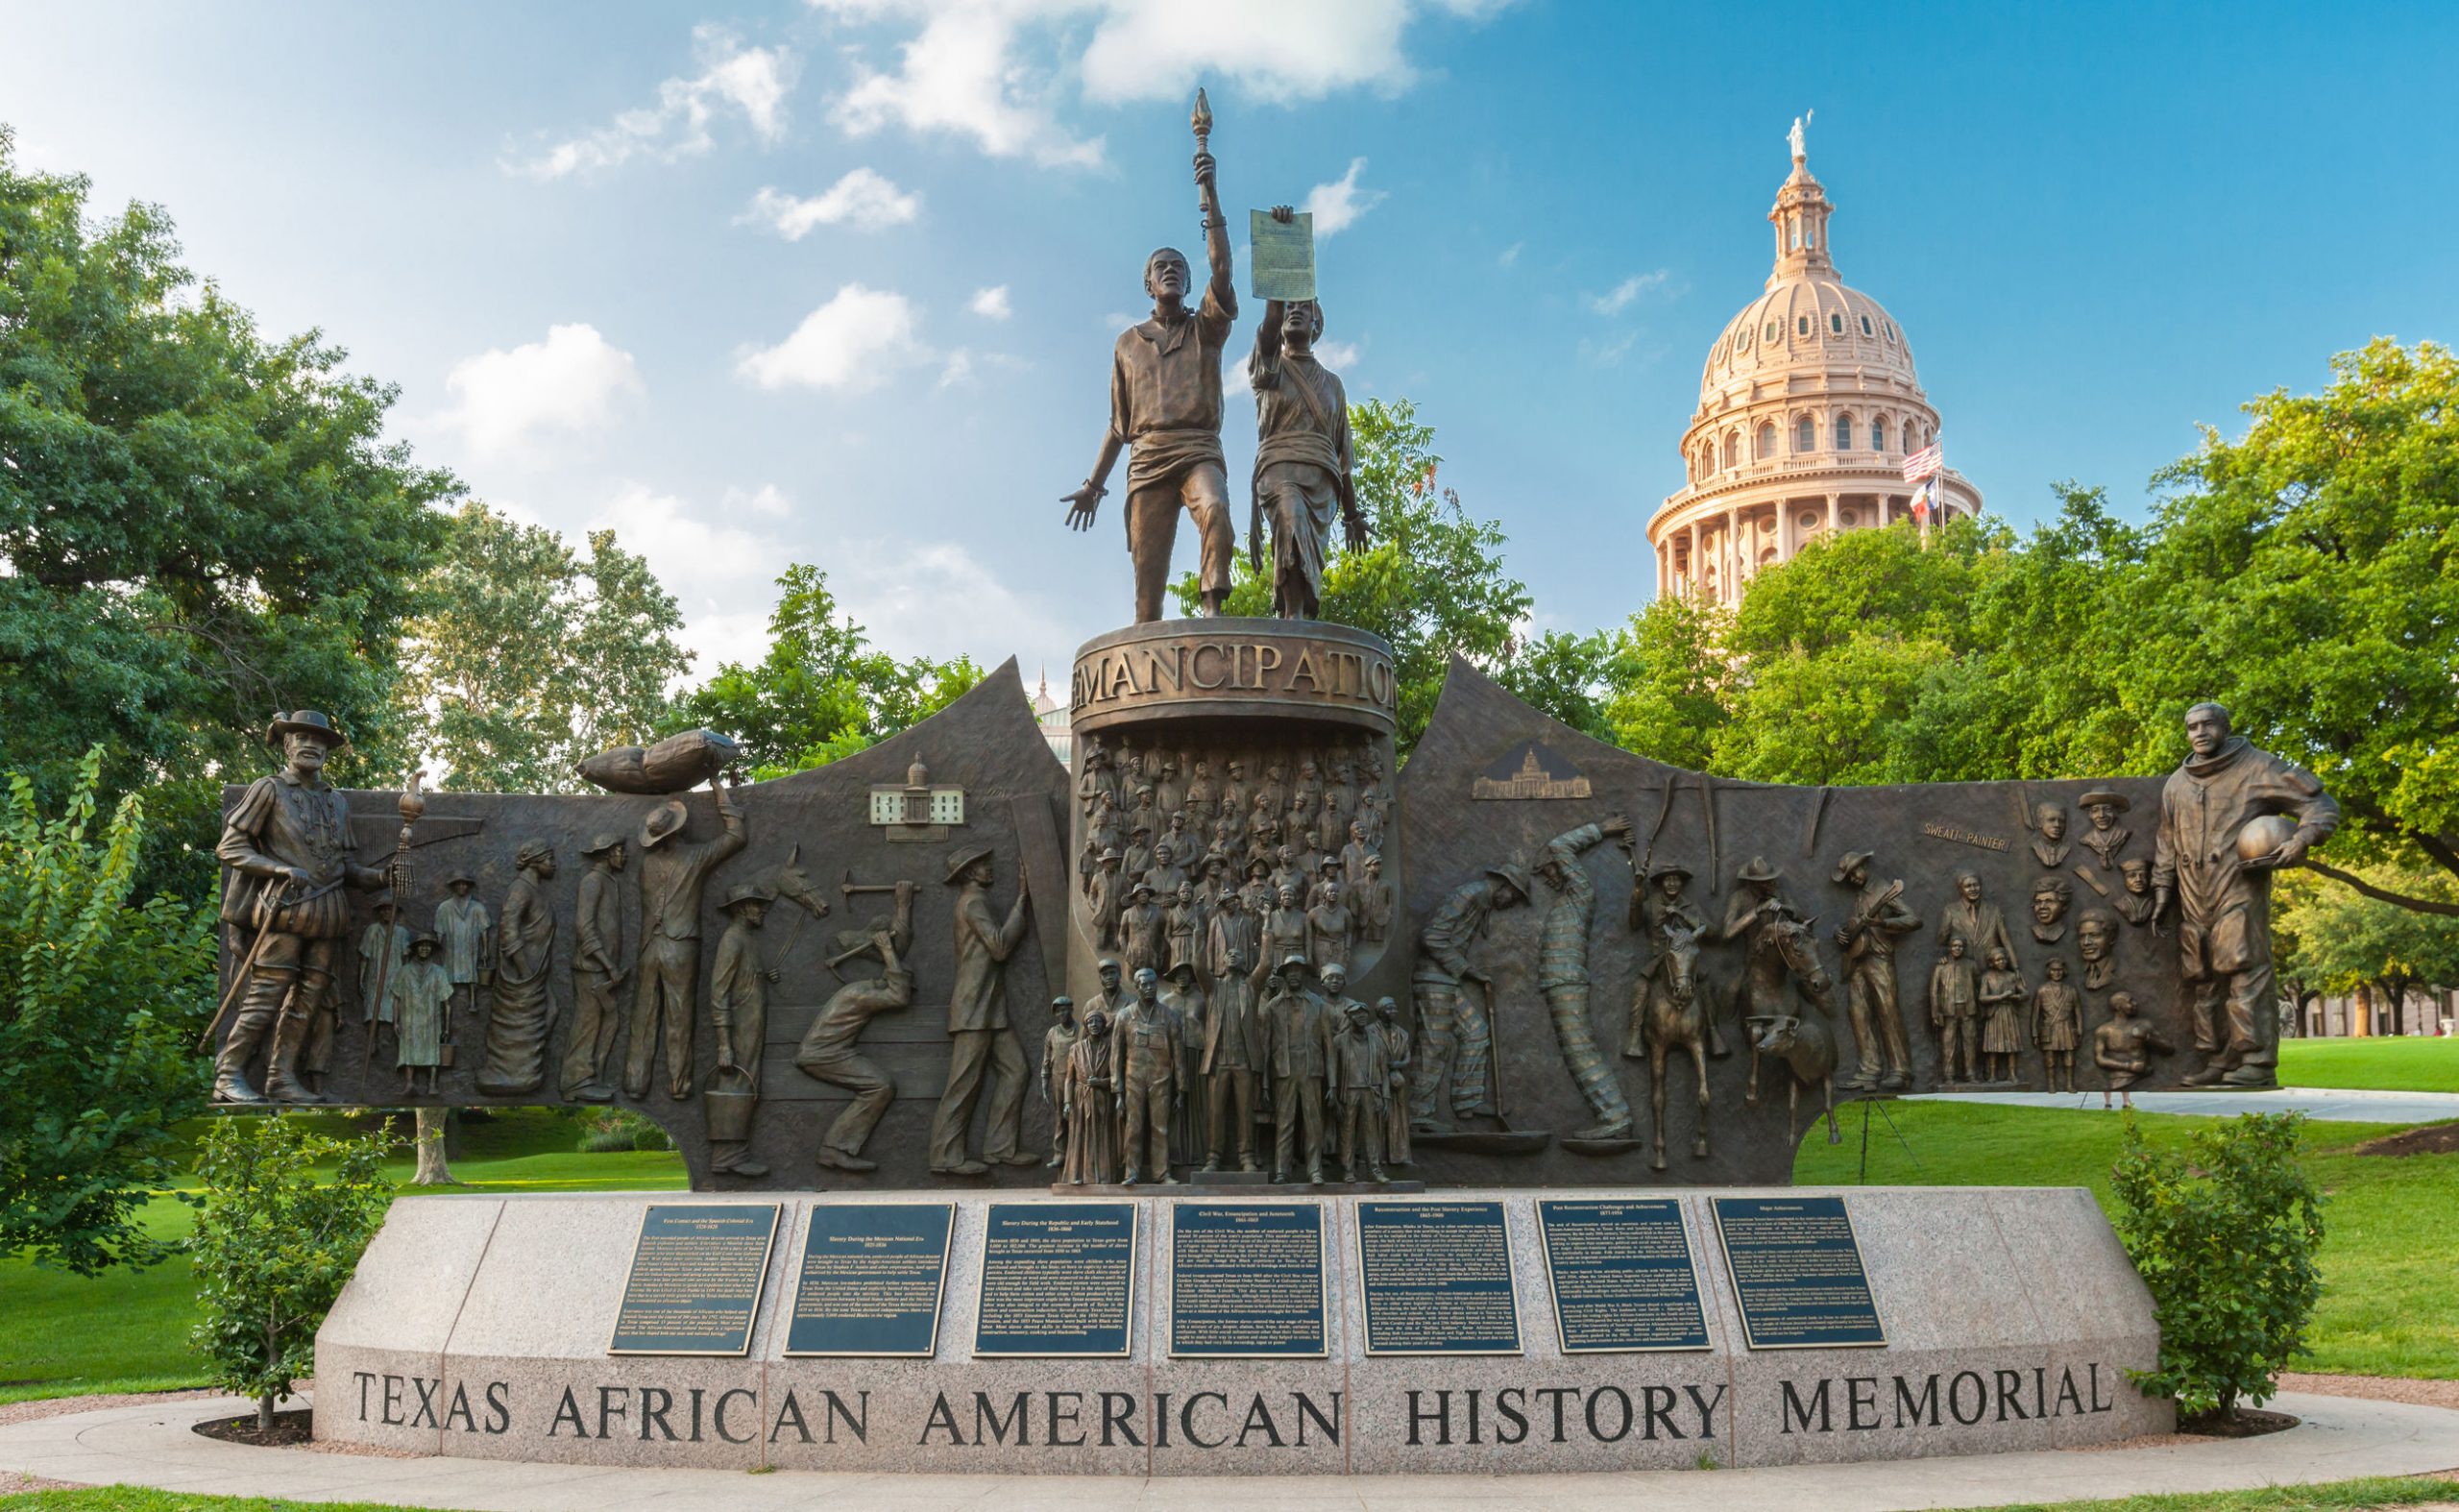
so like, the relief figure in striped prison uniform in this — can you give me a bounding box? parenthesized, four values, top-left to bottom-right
(1533, 818, 1638, 1142)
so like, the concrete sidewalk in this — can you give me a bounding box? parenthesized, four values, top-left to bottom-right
(3, 1391, 2457, 1511)
(1912, 1085, 2459, 1124)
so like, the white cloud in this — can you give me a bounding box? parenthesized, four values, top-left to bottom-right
(969, 284, 1012, 320)
(817, 0, 1107, 168)
(723, 483, 794, 518)
(1304, 157, 1385, 238)
(937, 348, 975, 388)
(742, 168, 921, 237)
(436, 324, 644, 461)
(1077, 0, 1497, 105)
(811, 1, 1506, 166)
(510, 26, 797, 180)
(1497, 240, 1522, 267)
(834, 537, 1073, 663)
(1588, 269, 1671, 316)
(1315, 338, 1362, 370)
(737, 283, 932, 392)
(591, 485, 788, 671)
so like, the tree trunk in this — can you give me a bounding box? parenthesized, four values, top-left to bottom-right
(258, 1391, 277, 1431)
(412, 1106, 456, 1185)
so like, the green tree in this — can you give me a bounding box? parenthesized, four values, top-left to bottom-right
(0, 130, 454, 889)
(1175, 398, 1604, 753)
(2271, 865, 2459, 1035)
(2110, 1112, 2324, 1424)
(396, 502, 691, 793)
(1600, 591, 1729, 771)
(673, 564, 982, 776)
(0, 748, 213, 1275)
(190, 1112, 393, 1430)
(2121, 339, 2459, 908)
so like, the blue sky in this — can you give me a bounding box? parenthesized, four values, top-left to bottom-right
(5, 1, 2452, 681)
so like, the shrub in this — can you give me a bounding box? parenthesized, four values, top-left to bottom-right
(190, 1112, 395, 1430)
(578, 1106, 671, 1153)
(0, 748, 214, 1274)
(2109, 1111, 2325, 1422)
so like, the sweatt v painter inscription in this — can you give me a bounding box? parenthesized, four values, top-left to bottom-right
(1537, 1199, 1711, 1353)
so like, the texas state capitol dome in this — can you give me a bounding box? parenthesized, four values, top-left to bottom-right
(1648, 131, 1981, 604)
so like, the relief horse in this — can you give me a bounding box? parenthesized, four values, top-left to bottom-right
(1739, 910, 1843, 1145)
(1626, 919, 1712, 1171)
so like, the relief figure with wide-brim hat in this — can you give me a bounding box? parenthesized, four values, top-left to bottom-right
(212, 709, 388, 1104)
(931, 841, 1037, 1176)
(624, 779, 746, 1101)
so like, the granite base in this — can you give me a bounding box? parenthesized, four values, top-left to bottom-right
(315, 1184, 2168, 1475)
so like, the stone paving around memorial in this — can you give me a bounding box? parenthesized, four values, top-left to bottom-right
(6, 1389, 2459, 1510)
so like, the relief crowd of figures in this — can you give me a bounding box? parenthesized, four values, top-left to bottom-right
(212, 700, 2338, 1186)
(1074, 731, 1395, 982)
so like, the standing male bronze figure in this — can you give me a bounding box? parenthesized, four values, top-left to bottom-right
(214, 711, 388, 1103)
(1828, 849, 1921, 1092)
(931, 842, 1037, 1175)
(626, 779, 745, 1101)
(1061, 93, 1240, 622)
(2152, 701, 2337, 1087)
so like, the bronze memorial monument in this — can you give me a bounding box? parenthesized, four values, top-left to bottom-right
(256, 96, 2305, 1477)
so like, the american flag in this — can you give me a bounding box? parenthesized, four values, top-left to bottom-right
(1902, 442, 1943, 482)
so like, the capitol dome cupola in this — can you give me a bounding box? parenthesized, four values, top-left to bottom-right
(1768, 119, 1836, 283)
(1644, 116, 1984, 607)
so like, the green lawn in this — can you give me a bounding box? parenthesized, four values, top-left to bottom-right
(0, 1110, 682, 1406)
(2278, 1036, 2459, 1093)
(7, 1478, 2459, 1511)
(1798, 1101, 2459, 1379)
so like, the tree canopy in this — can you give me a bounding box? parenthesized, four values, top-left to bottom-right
(395, 501, 692, 793)
(672, 563, 982, 777)
(0, 130, 452, 890)
(0, 749, 211, 1274)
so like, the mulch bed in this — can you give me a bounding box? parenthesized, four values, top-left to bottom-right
(193, 1407, 314, 1448)
(2352, 1122, 2459, 1158)
(2178, 1406, 2300, 1437)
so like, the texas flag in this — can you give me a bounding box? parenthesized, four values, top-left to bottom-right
(1910, 476, 1936, 524)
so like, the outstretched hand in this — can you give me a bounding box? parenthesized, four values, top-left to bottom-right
(1063, 483, 1104, 531)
